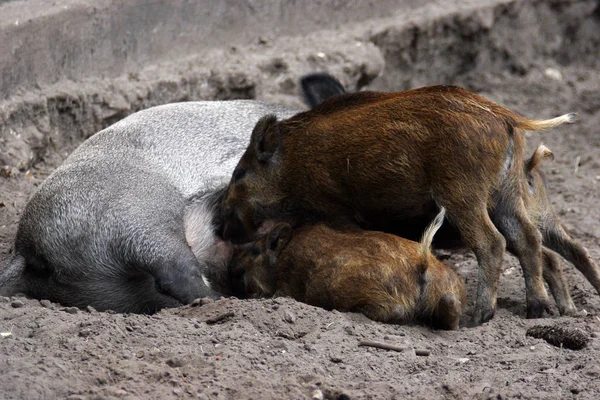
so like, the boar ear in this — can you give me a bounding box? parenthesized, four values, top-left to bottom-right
(267, 223, 292, 258)
(526, 144, 554, 172)
(251, 115, 281, 163)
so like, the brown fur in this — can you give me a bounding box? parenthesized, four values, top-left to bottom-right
(230, 209, 466, 330)
(222, 85, 576, 325)
(521, 145, 600, 312)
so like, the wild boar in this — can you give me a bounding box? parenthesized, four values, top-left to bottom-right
(230, 208, 466, 329)
(0, 100, 299, 313)
(222, 85, 577, 325)
(296, 73, 599, 317)
(521, 145, 600, 314)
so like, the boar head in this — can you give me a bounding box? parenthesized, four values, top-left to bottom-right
(221, 115, 288, 242)
(228, 223, 292, 298)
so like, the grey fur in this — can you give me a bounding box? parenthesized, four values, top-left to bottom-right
(1, 100, 298, 313)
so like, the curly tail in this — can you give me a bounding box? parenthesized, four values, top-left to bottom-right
(418, 207, 446, 269)
(516, 113, 577, 131)
(0, 254, 26, 297)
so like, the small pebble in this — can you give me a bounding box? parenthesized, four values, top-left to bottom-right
(543, 67, 563, 81)
(39, 299, 52, 308)
(166, 357, 184, 368)
(78, 329, 92, 338)
(330, 355, 343, 363)
(63, 307, 79, 314)
(11, 300, 24, 308)
(283, 311, 296, 323)
(590, 332, 598, 338)
(530, 346, 536, 351)
(312, 389, 324, 400)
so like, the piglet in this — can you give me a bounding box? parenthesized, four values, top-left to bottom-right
(230, 208, 466, 329)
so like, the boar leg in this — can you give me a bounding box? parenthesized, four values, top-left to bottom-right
(493, 201, 551, 319)
(445, 204, 506, 325)
(543, 222, 600, 295)
(541, 248, 577, 315)
(23, 262, 182, 314)
(146, 238, 220, 305)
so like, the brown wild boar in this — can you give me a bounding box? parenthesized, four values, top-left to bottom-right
(520, 145, 600, 314)
(221, 85, 577, 325)
(230, 208, 466, 329)
(339, 144, 598, 317)
(293, 73, 598, 317)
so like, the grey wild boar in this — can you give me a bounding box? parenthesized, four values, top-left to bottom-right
(221, 85, 577, 325)
(295, 73, 600, 317)
(230, 208, 466, 329)
(0, 100, 299, 313)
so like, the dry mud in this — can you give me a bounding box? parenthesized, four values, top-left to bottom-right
(1, 0, 600, 399)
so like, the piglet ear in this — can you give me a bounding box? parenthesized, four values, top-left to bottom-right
(251, 115, 281, 163)
(267, 223, 292, 258)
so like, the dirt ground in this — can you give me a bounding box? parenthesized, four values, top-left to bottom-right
(1, 1, 600, 399)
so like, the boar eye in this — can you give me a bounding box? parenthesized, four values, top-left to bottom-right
(232, 168, 247, 183)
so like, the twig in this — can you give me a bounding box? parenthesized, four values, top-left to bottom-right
(415, 349, 431, 357)
(358, 340, 430, 356)
(205, 311, 235, 325)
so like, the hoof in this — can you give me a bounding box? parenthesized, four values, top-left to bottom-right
(557, 302, 577, 317)
(469, 306, 495, 327)
(526, 299, 552, 319)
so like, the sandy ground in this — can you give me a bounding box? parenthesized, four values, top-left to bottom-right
(1, 0, 600, 399)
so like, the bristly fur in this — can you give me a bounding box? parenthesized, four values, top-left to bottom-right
(223, 84, 580, 325)
(230, 222, 466, 330)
